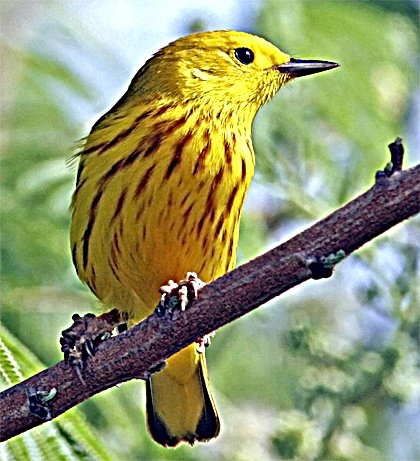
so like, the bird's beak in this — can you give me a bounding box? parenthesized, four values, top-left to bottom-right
(277, 58, 339, 77)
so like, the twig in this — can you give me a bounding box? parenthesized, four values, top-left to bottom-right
(1, 139, 419, 442)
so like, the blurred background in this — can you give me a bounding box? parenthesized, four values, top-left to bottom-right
(1, 1, 419, 460)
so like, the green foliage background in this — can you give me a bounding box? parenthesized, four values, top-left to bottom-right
(1, 1, 419, 460)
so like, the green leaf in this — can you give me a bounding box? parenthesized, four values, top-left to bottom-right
(0, 325, 114, 461)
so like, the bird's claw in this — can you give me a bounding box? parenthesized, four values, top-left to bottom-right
(157, 272, 205, 314)
(60, 309, 127, 382)
(196, 331, 216, 353)
(157, 272, 212, 351)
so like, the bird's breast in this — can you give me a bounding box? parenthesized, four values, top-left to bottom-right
(71, 106, 255, 318)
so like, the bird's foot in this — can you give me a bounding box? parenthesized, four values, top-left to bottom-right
(60, 308, 128, 383)
(157, 272, 205, 313)
(156, 272, 214, 352)
(196, 331, 216, 353)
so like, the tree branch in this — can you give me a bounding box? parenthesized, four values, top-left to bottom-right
(1, 140, 419, 442)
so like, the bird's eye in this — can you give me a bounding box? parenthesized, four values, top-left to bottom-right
(234, 47, 254, 65)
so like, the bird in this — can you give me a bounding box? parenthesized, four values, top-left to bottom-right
(69, 29, 338, 447)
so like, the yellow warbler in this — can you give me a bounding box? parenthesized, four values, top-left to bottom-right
(70, 30, 338, 447)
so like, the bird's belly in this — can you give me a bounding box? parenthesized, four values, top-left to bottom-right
(90, 191, 240, 322)
(117, 206, 238, 319)
(75, 132, 253, 322)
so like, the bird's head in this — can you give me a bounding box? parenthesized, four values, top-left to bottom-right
(128, 30, 338, 120)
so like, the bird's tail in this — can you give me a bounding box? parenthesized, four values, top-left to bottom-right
(146, 343, 219, 447)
